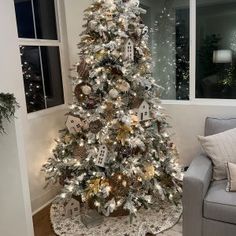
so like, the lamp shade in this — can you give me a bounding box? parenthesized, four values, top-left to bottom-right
(213, 50, 232, 63)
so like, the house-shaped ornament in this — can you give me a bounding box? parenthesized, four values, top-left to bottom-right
(106, 11, 114, 28)
(95, 145, 108, 168)
(66, 115, 83, 134)
(124, 39, 134, 62)
(64, 198, 80, 218)
(132, 100, 150, 122)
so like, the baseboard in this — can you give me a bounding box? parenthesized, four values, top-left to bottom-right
(32, 196, 56, 216)
(31, 186, 60, 215)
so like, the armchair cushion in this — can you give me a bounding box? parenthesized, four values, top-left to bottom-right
(205, 117, 236, 136)
(183, 155, 212, 236)
(198, 128, 236, 180)
(204, 180, 236, 225)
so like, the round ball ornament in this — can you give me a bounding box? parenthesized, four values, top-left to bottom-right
(74, 84, 86, 102)
(116, 80, 130, 93)
(89, 120, 103, 134)
(109, 89, 119, 99)
(81, 85, 92, 95)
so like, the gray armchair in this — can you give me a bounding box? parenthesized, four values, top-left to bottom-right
(183, 117, 236, 236)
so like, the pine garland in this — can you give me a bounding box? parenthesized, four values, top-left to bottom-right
(0, 93, 19, 133)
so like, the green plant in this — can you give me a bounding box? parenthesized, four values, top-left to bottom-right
(0, 93, 19, 133)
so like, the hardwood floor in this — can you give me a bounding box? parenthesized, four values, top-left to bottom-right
(33, 204, 182, 236)
(33, 205, 56, 236)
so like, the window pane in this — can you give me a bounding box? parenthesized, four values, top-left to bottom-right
(20, 46, 46, 113)
(14, 0, 58, 40)
(196, 0, 236, 99)
(141, 0, 190, 100)
(40, 46, 64, 108)
(33, 0, 58, 40)
(14, 0, 35, 38)
(20, 46, 64, 113)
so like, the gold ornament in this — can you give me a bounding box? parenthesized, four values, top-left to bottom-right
(85, 178, 109, 199)
(143, 164, 155, 180)
(64, 134, 72, 144)
(131, 115, 139, 126)
(116, 125, 132, 145)
(116, 79, 130, 92)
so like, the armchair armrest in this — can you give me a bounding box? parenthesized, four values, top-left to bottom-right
(183, 155, 212, 236)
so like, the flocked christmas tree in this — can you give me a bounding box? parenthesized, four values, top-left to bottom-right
(43, 0, 182, 217)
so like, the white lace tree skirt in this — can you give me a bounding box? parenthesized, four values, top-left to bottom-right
(50, 201, 182, 236)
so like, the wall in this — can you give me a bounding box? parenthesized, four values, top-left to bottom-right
(64, 0, 92, 67)
(0, 0, 34, 235)
(63, 0, 236, 169)
(4, 0, 71, 214)
(25, 1, 71, 213)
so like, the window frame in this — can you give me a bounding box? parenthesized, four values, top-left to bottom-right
(142, 0, 236, 106)
(17, 0, 69, 118)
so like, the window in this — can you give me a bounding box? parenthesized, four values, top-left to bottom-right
(141, 0, 190, 100)
(14, 0, 64, 113)
(141, 0, 236, 102)
(196, 0, 236, 99)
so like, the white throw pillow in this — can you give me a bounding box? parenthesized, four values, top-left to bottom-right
(198, 128, 236, 180)
(226, 162, 236, 192)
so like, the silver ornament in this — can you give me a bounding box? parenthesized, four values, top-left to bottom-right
(109, 89, 119, 99)
(82, 85, 92, 95)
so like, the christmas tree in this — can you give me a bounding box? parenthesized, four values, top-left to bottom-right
(43, 0, 182, 217)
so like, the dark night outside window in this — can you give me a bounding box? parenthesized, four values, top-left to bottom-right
(20, 46, 64, 113)
(14, 0, 64, 113)
(196, 0, 236, 99)
(14, 0, 58, 40)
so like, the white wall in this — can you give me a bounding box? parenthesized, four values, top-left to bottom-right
(25, 1, 71, 213)
(0, 1, 34, 235)
(164, 103, 236, 166)
(64, 0, 92, 67)
(1, 0, 71, 214)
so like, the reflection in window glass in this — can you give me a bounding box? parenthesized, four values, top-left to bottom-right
(20, 46, 64, 113)
(33, 0, 58, 40)
(196, 0, 236, 99)
(20, 46, 45, 112)
(141, 0, 190, 100)
(41, 47, 64, 108)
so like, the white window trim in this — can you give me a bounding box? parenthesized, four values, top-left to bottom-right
(17, 0, 70, 119)
(162, 0, 236, 106)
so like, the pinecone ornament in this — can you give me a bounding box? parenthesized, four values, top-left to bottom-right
(73, 145, 87, 160)
(89, 120, 103, 134)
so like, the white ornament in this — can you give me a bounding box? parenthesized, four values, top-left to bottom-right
(132, 100, 151, 122)
(109, 89, 119, 99)
(81, 85, 92, 95)
(64, 198, 80, 218)
(95, 145, 108, 168)
(125, 0, 139, 7)
(124, 39, 134, 62)
(66, 115, 83, 134)
(106, 11, 114, 28)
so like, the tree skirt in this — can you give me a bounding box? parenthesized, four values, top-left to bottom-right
(50, 201, 182, 236)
